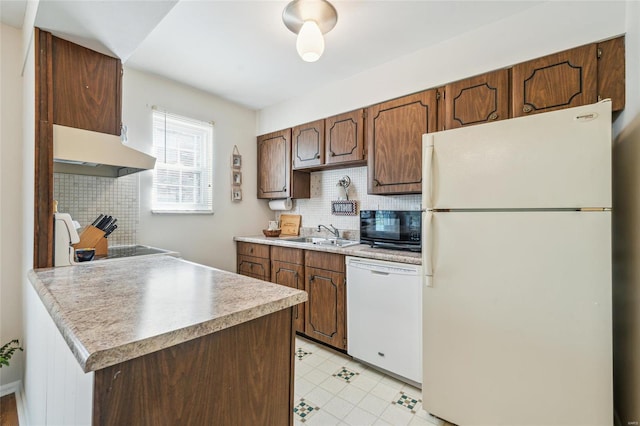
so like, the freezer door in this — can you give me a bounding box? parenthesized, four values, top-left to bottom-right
(422, 100, 611, 209)
(422, 211, 612, 426)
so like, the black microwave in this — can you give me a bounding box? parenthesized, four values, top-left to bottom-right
(360, 210, 421, 251)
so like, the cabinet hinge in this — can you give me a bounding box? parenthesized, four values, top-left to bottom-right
(362, 110, 367, 119)
(597, 47, 603, 59)
(436, 91, 442, 100)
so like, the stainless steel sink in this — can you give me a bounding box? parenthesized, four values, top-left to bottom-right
(284, 236, 360, 248)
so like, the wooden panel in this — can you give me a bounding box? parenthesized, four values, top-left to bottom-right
(52, 36, 122, 135)
(305, 266, 346, 350)
(34, 28, 54, 269)
(367, 89, 438, 194)
(512, 44, 597, 117)
(237, 242, 270, 259)
(305, 251, 345, 273)
(291, 170, 311, 199)
(237, 255, 270, 281)
(325, 109, 366, 165)
(271, 246, 304, 264)
(597, 36, 625, 112)
(257, 129, 291, 199)
(293, 119, 324, 169)
(272, 260, 305, 333)
(444, 69, 510, 129)
(93, 308, 294, 426)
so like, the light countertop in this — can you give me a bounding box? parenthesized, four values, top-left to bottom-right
(234, 235, 421, 265)
(28, 255, 307, 373)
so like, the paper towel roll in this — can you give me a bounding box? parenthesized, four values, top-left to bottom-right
(269, 198, 293, 211)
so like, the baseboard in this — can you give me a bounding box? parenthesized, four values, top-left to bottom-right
(0, 380, 21, 397)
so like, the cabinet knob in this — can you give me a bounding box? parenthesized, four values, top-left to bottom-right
(282, 186, 287, 192)
(330, 152, 335, 157)
(523, 105, 533, 113)
(373, 179, 381, 187)
(489, 112, 498, 120)
(249, 247, 253, 254)
(316, 154, 320, 159)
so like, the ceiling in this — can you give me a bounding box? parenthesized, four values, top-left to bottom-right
(2, 0, 543, 110)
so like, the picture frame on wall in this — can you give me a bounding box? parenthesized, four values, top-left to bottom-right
(232, 188, 243, 201)
(232, 171, 242, 186)
(232, 154, 242, 169)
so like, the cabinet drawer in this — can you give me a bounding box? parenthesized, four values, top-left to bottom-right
(305, 251, 345, 273)
(237, 242, 270, 259)
(271, 246, 303, 264)
(237, 255, 270, 280)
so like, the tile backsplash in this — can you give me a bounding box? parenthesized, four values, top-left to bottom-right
(54, 173, 139, 246)
(276, 166, 421, 235)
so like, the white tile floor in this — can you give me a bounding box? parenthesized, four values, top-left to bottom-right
(293, 336, 445, 426)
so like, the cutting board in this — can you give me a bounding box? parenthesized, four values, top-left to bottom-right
(279, 214, 301, 236)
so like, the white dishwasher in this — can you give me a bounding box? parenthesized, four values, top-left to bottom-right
(346, 256, 422, 384)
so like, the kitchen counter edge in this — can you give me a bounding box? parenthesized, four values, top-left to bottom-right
(27, 255, 307, 373)
(233, 236, 421, 265)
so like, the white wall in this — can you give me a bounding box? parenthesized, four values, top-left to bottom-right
(122, 68, 271, 272)
(257, 1, 626, 134)
(0, 23, 25, 386)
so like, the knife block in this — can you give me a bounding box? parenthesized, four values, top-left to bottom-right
(73, 225, 108, 256)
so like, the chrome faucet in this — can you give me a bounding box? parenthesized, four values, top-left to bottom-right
(317, 224, 340, 238)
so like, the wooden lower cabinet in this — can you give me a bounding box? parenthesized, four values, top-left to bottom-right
(304, 251, 346, 350)
(237, 242, 270, 281)
(93, 308, 295, 426)
(272, 246, 305, 333)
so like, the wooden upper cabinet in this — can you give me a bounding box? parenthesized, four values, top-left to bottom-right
(293, 120, 324, 169)
(512, 44, 597, 118)
(443, 69, 510, 130)
(52, 36, 122, 135)
(325, 109, 366, 166)
(367, 90, 438, 194)
(597, 36, 625, 112)
(257, 129, 310, 199)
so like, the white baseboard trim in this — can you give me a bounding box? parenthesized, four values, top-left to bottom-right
(0, 380, 21, 397)
(0, 380, 28, 426)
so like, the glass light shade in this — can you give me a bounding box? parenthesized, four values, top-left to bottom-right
(296, 20, 324, 62)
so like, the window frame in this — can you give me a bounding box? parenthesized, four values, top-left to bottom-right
(151, 109, 214, 214)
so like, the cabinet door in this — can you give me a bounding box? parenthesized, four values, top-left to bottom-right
(305, 266, 346, 350)
(237, 255, 270, 281)
(597, 36, 625, 112)
(52, 36, 122, 135)
(367, 90, 438, 194)
(325, 109, 366, 166)
(258, 129, 292, 199)
(512, 44, 597, 118)
(444, 69, 510, 130)
(293, 120, 324, 169)
(272, 260, 305, 333)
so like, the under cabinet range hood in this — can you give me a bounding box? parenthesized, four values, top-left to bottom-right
(53, 124, 156, 178)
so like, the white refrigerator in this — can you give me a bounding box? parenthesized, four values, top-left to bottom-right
(421, 100, 613, 426)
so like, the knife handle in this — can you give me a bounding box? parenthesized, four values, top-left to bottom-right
(91, 214, 104, 227)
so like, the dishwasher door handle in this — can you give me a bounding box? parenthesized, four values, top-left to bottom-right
(371, 270, 390, 276)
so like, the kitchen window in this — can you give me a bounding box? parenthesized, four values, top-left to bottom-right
(151, 109, 214, 213)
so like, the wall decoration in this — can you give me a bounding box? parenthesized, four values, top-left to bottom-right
(331, 200, 358, 216)
(231, 145, 243, 201)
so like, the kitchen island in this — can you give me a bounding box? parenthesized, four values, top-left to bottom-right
(27, 255, 307, 425)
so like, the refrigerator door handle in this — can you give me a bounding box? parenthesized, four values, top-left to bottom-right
(423, 211, 434, 287)
(422, 134, 434, 209)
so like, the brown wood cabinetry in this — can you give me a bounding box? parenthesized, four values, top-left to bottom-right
(367, 90, 438, 194)
(325, 109, 366, 166)
(512, 44, 597, 117)
(304, 251, 346, 350)
(257, 129, 310, 199)
(443, 69, 510, 130)
(52, 36, 122, 135)
(93, 308, 294, 425)
(293, 120, 324, 169)
(272, 246, 305, 333)
(597, 36, 625, 112)
(237, 242, 270, 281)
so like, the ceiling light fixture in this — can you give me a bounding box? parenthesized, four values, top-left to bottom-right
(283, 0, 338, 63)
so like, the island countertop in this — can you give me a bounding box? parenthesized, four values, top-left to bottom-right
(28, 255, 307, 373)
